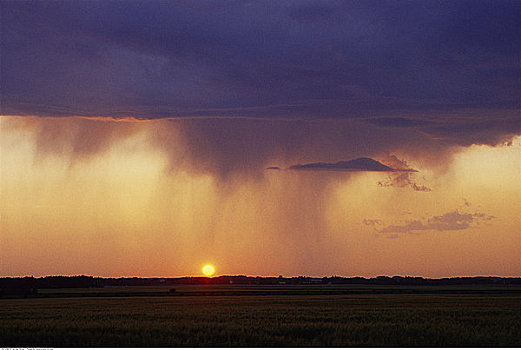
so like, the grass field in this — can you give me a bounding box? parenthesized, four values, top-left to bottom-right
(1, 286, 520, 347)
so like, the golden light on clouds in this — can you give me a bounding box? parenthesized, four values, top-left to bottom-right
(1, 116, 519, 278)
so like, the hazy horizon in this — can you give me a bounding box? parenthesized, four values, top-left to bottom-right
(4, 274, 521, 280)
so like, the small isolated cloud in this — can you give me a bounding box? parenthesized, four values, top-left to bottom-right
(365, 211, 495, 236)
(377, 154, 431, 192)
(289, 157, 414, 172)
(266, 166, 281, 170)
(363, 219, 382, 226)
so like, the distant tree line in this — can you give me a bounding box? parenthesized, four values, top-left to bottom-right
(1, 275, 520, 296)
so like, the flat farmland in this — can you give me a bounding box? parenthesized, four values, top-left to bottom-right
(1, 286, 520, 347)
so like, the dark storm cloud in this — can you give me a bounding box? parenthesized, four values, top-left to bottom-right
(367, 112, 520, 146)
(1, 0, 519, 144)
(1, 0, 519, 179)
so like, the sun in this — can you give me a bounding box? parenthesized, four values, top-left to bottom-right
(202, 264, 215, 276)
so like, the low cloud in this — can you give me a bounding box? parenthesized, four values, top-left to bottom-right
(365, 211, 495, 235)
(289, 157, 414, 172)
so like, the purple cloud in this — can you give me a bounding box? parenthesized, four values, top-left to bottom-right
(1, 0, 519, 147)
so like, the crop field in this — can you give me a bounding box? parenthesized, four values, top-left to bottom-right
(1, 286, 520, 347)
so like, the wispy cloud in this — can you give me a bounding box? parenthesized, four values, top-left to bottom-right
(377, 154, 431, 192)
(365, 211, 495, 236)
(362, 219, 382, 226)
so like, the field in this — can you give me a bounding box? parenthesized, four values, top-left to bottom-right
(1, 285, 520, 347)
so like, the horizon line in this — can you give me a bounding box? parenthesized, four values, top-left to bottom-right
(3, 274, 521, 279)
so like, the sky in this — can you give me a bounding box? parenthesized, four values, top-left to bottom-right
(1, 0, 520, 278)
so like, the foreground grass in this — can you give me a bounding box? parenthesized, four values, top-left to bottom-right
(1, 293, 520, 347)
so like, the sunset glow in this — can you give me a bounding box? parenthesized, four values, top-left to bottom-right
(1, 1, 519, 280)
(1, 116, 519, 278)
(202, 265, 216, 277)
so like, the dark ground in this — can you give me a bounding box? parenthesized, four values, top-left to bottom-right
(1, 284, 520, 347)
